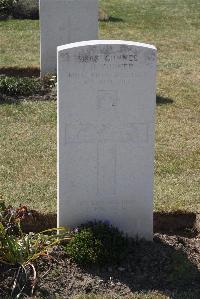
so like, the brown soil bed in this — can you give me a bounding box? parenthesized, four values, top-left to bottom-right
(0, 233, 200, 298)
(20, 210, 200, 236)
(1, 211, 200, 298)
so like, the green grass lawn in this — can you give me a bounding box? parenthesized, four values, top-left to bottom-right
(0, 0, 199, 213)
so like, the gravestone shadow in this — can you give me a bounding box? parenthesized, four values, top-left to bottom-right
(0, 97, 20, 105)
(84, 234, 200, 298)
(156, 95, 174, 105)
(101, 16, 124, 22)
(0, 66, 40, 77)
(154, 211, 199, 238)
(108, 16, 124, 22)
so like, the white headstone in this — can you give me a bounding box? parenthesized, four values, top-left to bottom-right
(39, 0, 98, 76)
(57, 40, 156, 240)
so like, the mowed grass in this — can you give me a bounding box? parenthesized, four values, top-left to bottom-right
(0, 0, 200, 213)
(0, 20, 39, 67)
(0, 102, 56, 212)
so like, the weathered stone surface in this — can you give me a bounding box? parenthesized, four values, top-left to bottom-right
(57, 40, 156, 240)
(40, 0, 98, 76)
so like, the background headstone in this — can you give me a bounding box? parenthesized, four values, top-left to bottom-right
(57, 40, 156, 240)
(40, 0, 98, 76)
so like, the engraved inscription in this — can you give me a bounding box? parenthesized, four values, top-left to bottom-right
(66, 71, 136, 85)
(104, 54, 137, 62)
(97, 143, 117, 197)
(122, 199, 134, 209)
(65, 123, 96, 143)
(97, 90, 119, 109)
(65, 123, 149, 144)
(76, 53, 138, 64)
(78, 54, 99, 63)
(67, 199, 121, 211)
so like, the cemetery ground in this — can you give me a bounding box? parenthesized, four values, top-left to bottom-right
(0, 0, 200, 298)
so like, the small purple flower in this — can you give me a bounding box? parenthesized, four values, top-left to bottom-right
(74, 227, 79, 233)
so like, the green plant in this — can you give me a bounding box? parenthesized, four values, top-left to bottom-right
(0, 224, 67, 297)
(0, 201, 70, 297)
(0, 201, 30, 235)
(0, 75, 42, 96)
(66, 221, 128, 265)
(41, 73, 57, 90)
(0, 0, 16, 16)
(0, 225, 66, 264)
(0, 201, 68, 266)
(66, 228, 103, 265)
(12, 0, 39, 19)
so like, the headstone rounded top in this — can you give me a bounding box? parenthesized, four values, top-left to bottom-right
(57, 40, 157, 52)
(57, 39, 157, 240)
